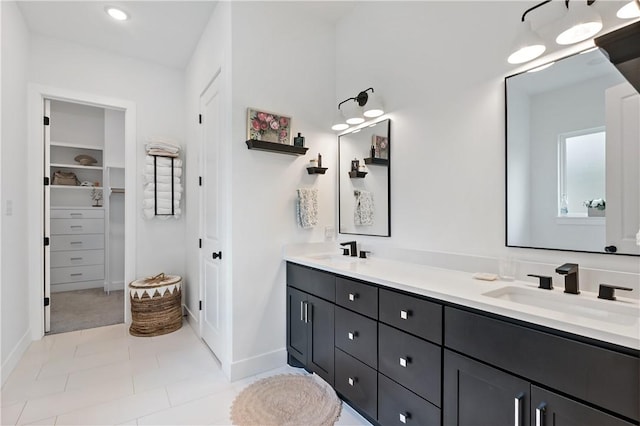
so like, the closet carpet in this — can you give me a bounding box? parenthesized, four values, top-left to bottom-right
(50, 288, 124, 334)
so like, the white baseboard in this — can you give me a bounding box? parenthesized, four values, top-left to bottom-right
(51, 280, 103, 293)
(1, 328, 32, 386)
(229, 348, 287, 382)
(183, 303, 199, 324)
(105, 280, 124, 291)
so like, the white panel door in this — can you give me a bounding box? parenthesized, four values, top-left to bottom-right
(199, 74, 227, 363)
(605, 82, 640, 254)
(44, 99, 51, 332)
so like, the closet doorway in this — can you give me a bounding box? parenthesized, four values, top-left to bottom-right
(43, 98, 127, 334)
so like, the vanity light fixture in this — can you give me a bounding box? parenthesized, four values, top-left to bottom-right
(508, 0, 550, 64)
(555, 1, 603, 45)
(332, 88, 384, 131)
(105, 6, 129, 21)
(617, 0, 640, 19)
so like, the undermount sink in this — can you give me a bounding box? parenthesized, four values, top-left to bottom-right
(482, 286, 640, 326)
(306, 253, 360, 264)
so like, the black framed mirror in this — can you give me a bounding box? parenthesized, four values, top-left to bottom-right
(338, 119, 391, 237)
(505, 48, 639, 255)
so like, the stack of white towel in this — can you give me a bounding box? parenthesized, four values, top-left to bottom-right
(143, 140, 183, 219)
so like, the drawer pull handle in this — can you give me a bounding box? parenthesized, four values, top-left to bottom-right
(70, 257, 83, 261)
(348, 377, 356, 386)
(70, 225, 83, 229)
(70, 241, 82, 245)
(70, 273, 83, 277)
(400, 310, 409, 320)
(348, 293, 357, 301)
(348, 331, 357, 340)
(70, 213, 83, 216)
(399, 413, 410, 424)
(535, 402, 546, 426)
(300, 301, 305, 322)
(400, 357, 409, 367)
(514, 392, 524, 426)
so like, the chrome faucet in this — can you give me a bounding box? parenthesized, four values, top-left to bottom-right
(555, 263, 580, 294)
(340, 241, 357, 257)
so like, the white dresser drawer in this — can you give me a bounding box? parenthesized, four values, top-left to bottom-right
(50, 250, 104, 268)
(51, 234, 104, 251)
(51, 218, 104, 235)
(51, 264, 104, 284)
(51, 209, 104, 219)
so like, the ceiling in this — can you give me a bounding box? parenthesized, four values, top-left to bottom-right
(17, 1, 219, 69)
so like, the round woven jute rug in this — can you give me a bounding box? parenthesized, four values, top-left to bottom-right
(230, 374, 342, 426)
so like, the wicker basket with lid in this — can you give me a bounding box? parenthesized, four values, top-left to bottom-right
(129, 272, 182, 337)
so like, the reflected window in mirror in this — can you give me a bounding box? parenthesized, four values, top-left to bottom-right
(506, 47, 640, 255)
(558, 127, 606, 217)
(338, 119, 391, 237)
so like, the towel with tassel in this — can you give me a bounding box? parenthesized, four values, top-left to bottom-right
(354, 189, 374, 226)
(296, 188, 318, 229)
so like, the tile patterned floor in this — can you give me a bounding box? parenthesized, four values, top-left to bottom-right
(1, 322, 371, 425)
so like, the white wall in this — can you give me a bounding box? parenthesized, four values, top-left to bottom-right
(228, 2, 336, 377)
(28, 35, 186, 279)
(335, 1, 640, 274)
(1, 1, 32, 384)
(529, 75, 619, 251)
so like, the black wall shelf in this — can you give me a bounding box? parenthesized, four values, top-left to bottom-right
(246, 139, 308, 155)
(307, 167, 328, 175)
(364, 157, 389, 166)
(349, 170, 368, 178)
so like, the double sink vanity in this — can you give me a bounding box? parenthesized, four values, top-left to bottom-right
(284, 248, 639, 426)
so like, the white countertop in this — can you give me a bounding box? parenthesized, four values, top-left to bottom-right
(284, 252, 640, 351)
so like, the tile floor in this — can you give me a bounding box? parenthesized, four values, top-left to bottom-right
(1, 322, 371, 425)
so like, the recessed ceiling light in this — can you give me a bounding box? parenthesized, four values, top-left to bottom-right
(106, 7, 128, 21)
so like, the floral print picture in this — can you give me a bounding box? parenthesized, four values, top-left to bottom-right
(373, 135, 389, 159)
(247, 108, 292, 144)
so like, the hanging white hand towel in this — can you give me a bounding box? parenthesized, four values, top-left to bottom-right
(354, 189, 374, 226)
(296, 188, 318, 229)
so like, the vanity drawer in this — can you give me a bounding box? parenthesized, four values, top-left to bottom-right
(50, 250, 104, 268)
(51, 264, 104, 284)
(50, 209, 104, 219)
(378, 373, 441, 426)
(445, 307, 639, 422)
(51, 234, 104, 251)
(336, 277, 378, 319)
(335, 349, 377, 420)
(378, 323, 441, 406)
(287, 262, 335, 302)
(335, 306, 378, 369)
(51, 218, 104, 235)
(379, 289, 442, 344)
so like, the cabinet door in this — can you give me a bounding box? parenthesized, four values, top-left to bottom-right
(308, 294, 335, 386)
(287, 286, 308, 365)
(443, 350, 530, 426)
(531, 386, 634, 426)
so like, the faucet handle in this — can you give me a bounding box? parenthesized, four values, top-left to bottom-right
(598, 284, 633, 301)
(528, 274, 553, 290)
(342, 248, 350, 256)
(359, 250, 370, 259)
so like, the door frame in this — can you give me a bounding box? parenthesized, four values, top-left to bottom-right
(28, 84, 137, 338)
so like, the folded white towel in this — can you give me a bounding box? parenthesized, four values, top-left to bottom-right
(296, 188, 318, 229)
(143, 189, 182, 201)
(143, 175, 181, 185)
(143, 207, 182, 220)
(354, 189, 374, 226)
(144, 165, 183, 177)
(145, 156, 183, 167)
(144, 183, 183, 193)
(142, 199, 180, 209)
(147, 149, 179, 158)
(145, 139, 180, 153)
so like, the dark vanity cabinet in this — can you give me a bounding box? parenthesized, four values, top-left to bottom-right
(286, 262, 639, 426)
(286, 263, 335, 386)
